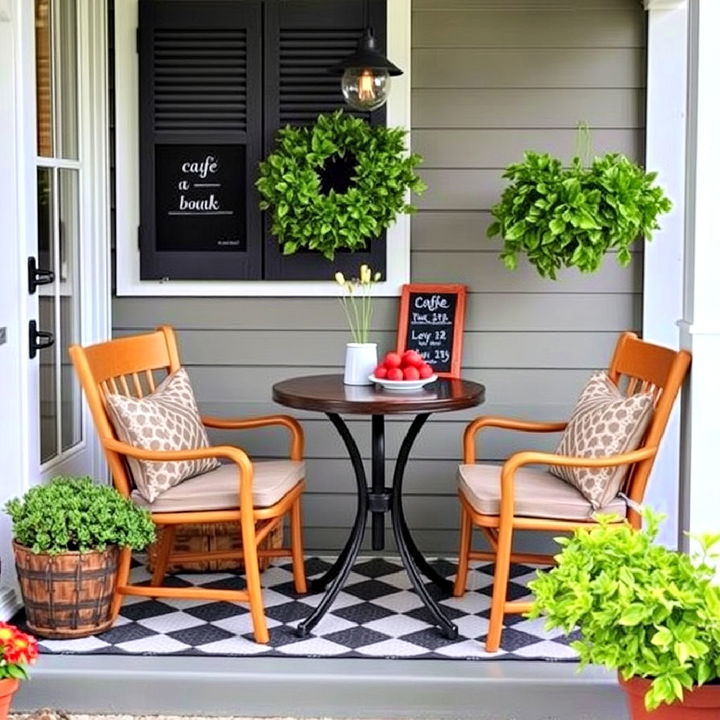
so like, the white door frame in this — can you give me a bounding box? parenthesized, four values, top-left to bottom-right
(0, 0, 111, 618)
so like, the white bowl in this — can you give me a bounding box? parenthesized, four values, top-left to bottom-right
(369, 373, 438, 392)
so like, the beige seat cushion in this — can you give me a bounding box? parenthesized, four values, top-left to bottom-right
(458, 463, 627, 521)
(132, 460, 305, 512)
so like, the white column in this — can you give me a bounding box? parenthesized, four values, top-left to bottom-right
(678, 0, 720, 549)
(643, 1, 688, 547)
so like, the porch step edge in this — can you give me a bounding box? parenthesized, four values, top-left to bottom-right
(15, 655, 628, 720)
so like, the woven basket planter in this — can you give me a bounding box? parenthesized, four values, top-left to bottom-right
(147, 521, 284, 573)
(13, 541, 117, 639)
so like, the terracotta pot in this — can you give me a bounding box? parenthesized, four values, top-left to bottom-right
(13, 541, 118, 639)
(0, 678, 19, 720)
(620, 674, 720, 719)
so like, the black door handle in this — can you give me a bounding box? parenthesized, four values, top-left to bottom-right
(28, 256, 55, 294)
(29, 320, 55, 359)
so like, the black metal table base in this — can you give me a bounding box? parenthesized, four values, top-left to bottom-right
(296, 412, 458, 640)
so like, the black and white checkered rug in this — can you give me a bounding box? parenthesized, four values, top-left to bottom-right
(29, 557, 579, 661)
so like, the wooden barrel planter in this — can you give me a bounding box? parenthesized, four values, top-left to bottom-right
(13, 542, 118, 639)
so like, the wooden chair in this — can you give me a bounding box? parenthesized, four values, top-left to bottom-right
(453, 332, 691, 652)
(69, 325, 307, 644)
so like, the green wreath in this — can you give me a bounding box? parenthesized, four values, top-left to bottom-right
(256, 110, 426, 260)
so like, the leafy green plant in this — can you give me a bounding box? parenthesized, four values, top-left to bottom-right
(257, 110, 426, 260)
(488, 151, 672, 280)
(529, 511, 720, 711)
(5, 476, 156, 554)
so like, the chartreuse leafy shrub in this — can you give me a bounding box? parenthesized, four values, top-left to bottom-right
(256, 110, 426, 260)
(529, 511, 720, 711)
(488, 151, 672, 280)
(5, 476, 156, 554)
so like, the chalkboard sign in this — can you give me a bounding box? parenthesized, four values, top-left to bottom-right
(155, 144, 247, 253)
(396, 284, 467, 377)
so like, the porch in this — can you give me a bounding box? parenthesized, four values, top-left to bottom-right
(2, 0, 719, 717)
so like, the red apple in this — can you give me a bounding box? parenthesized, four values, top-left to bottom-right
(383, 352, 402, 369)
(374, 365, 388, 379)
(418, 364, 434, 379)
(402, 350, 424, 368)
(387, 367, 404, 381)
(403, 366, 420, 381)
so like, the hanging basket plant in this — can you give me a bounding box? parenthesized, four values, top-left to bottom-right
(487, 128, 672, 280)
(256, 110, 426, 260)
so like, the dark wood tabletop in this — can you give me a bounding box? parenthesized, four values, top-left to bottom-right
(272, 374, 485, 415)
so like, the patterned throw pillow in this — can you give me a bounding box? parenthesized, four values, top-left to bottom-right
(106, 368, 220, 502)
(549, 371, 654, 510)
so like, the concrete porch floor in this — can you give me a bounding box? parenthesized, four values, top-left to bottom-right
(14, 655, 628, 720)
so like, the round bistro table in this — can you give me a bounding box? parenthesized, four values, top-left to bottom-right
(272, 373, 485, 639)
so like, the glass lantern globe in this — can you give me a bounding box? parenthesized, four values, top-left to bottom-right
(341, 67, 390, 111)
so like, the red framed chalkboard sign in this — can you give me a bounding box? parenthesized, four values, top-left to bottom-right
(396, 284, 467, 378)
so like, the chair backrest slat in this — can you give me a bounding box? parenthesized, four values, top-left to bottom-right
(605, 332, 691, 525)
(131, 372, 144, 397)
(69, 325, 182, 497)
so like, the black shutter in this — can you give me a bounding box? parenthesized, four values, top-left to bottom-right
(262, 0, 388, 280)
(138, 0, 263, 280)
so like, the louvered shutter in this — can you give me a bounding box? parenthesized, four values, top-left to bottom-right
(138, 0, 262, 280)
(262, 0, 388, 280)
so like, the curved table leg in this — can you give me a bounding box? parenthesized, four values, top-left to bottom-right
(391, 413, 458, 639)
(297, 412, 368, 637)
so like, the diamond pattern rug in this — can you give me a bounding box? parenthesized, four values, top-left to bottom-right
(26, 557, 579, 661)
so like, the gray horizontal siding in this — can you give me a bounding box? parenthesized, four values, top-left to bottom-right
(115, 293, 641, 331)
(124, 329, 619, 368)
(112, 0, 646, 555)
(413, 89, 645, 129)
(414, 129, 641, 168)
(412, 48, 645, 89)
(414, 0, 637, 9)
(412, 9, 644, 48)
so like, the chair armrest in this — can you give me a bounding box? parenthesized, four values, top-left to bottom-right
(496, 446, 658, 518)
(102, 438, 256, 508)
(463, 416, 568, 463)
(200, 414, 303, 461)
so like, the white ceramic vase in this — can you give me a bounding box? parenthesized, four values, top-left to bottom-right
(343, 342, 377, 385)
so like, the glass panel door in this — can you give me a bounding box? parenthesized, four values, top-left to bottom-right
(35, 0, 82, 469)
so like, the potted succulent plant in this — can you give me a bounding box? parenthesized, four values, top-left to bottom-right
(487, 145, 672, 280)
(0, 622, 38, 719)
(6, 476, 155, 639)
(529, 511, 720, 719)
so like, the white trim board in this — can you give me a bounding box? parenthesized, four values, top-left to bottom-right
(114, 0, 412, 297)
(641, 2, 688, 548)
(644, 1, 687, 10)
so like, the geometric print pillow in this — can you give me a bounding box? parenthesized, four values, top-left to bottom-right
(105, 368, 220, 503)
(549, 371, 654, 510)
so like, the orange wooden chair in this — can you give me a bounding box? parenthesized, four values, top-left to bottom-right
(453, 332, 691, 652)
(69, 325, 307, 644)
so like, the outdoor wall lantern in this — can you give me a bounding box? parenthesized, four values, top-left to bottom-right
(329, 27, 403, 111)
